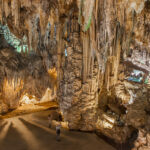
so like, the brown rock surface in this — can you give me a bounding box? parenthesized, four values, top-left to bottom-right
(0, 0, 150, 148)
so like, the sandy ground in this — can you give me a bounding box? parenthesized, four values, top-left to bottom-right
(0, 110, 116, 150)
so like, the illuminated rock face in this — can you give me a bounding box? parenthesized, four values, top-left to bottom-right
(0, 38, 55, 112)
(58, 22, 99, 130)
(56, 0, 150, 145)
(0, 0, 150, 146)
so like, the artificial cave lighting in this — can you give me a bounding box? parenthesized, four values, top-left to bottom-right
(0, 24, 28, 53)
(48, 68, 57, 78)
(19, 94, 37, 105)
(102, 114, 115, 124)
(97, 118, 114, 129)
(0, 0, 150, 150)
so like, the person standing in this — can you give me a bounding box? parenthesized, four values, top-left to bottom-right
(56, 123, 61, 141)
(48, 114, 52, 128)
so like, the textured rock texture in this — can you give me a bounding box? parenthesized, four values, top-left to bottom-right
(0, 0, 150, 147)
(0, 33, 56, 113)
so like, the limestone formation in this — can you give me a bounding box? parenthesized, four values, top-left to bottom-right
(0, 0, 150, 148)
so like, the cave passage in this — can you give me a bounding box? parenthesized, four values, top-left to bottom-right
(0, 0, 150, 150)
(0, 111, 115, 150)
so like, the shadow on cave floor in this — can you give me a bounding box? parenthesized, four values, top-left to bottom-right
(0, 110, 115, 150)
(96, 130, 138, 150)
(0, 122, 28, 150)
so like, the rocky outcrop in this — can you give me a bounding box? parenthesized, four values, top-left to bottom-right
(0, 33, 56, 113)
(57, 16, 99, 130)
(0, 0, 150, 147)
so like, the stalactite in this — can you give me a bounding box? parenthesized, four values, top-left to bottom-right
(56, 24, 63, 88)
(91, 55, 94, 79)
(127, 9, 136, 57)
(39, 2, 49, 37)
(78, 0, 83, 24)
(27, 19, 33, 52)
(0, 7, 2, 22)
(79, 0, 95, 32)
(31, 17, 39, 52)
(88, 17, 96, 76)
(4, 0, 10, 18)
(0, 0, 4, 22)
(11, 0, 20, 27)
(20, 0, 32, 8)
(48, 10, 55, 39)
(14, 75, 17, 90)
(111, 22, 121, 85)
(106, 62, 110, 90)
(82, 32, 89, 82)
(44, 29, 49, 49)
(51, 23, 55, 39)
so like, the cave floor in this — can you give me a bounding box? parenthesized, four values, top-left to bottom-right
(0, 101, 58, 119)
(0, 110, 116, 150)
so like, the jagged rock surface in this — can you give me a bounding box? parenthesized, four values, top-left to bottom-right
(0, 0, 150, 147)
(0, 33, 56, 113)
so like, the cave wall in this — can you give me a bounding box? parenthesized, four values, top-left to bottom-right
(57, 15, 99, 130)
(0, 32, 56, 114)
(0, 0, 150, 147)
(56, 0, 150, 146)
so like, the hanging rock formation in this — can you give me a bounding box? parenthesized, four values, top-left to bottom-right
(0, 0, 150, 147)
(0, 31, 56, 114)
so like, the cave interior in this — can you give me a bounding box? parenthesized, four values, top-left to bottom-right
(0, 0, 150, 150)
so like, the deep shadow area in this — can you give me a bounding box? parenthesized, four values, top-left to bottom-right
(96, 129, 138, 150)
(0, 122, 8, 131)
(0, 123, 28, 150)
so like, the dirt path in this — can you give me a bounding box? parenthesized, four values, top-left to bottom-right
(0, 111, 116, 150)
